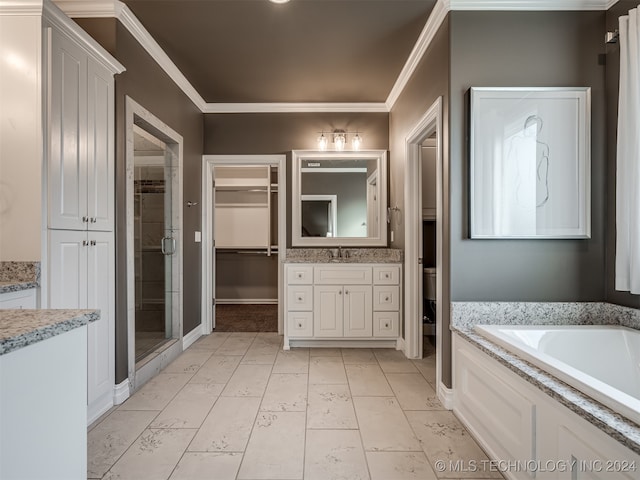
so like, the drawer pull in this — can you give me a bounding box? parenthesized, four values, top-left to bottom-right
(384, 322, 390, 328)
(297, 273, 302, 278)
(297, 296, 302, 301)
(385, 296, 390, 301)
(297, 322, 302, 328)
(345, 290, 349, 295)
(339, 290, 342, 295)
(385, 273, 390, 278)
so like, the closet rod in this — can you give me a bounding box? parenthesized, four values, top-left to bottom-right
(216, 188, 268, 193)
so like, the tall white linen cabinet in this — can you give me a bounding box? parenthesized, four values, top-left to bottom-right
(0, 0, 125, 425)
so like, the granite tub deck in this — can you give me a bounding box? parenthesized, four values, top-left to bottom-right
(0, 261, 41, 294)
(0, 309, 99, 355)
(285, 248, 403, 263)
(451, 301, 640, 456)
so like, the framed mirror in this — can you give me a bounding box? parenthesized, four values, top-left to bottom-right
(292, 150, 387, 246)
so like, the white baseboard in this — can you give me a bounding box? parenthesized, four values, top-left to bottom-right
(113, 378, 131, 405)
(438, 382, 455, 410)
(396, 336, 406, 352)
(183, 324, 203, 350)
(216, 298, 278, 305)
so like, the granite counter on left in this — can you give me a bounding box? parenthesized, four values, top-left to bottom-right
(0, 309, 99, 355)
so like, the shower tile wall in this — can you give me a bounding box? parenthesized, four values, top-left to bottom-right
(135, 166, 166, 334)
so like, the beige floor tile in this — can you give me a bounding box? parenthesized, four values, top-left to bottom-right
(150, 383, 223, 429)
(119, 373, 192, 411)
(228, 332, 258, 338)
(309, 356, 347, 384)
(169, 452, 242, 480)
(237, 411, 306, 479)
(216, 336, 255, 355)
(405, 411, 501, 479)
(272, 349, 309, 374)
(366, 451, 437, 480)
(307, 384, 358, 429)
(373, 349, 419, 374)
(305, 429, 370, 480)
(309, 347, 343, 356)
(221, 364, 272, 397)
(188, 355, 241, 385)
(241, 339, 280, 365)
(188, 396, 260, 452)
(412, 355, 436, 385)
(162, 349, 214, 374)
(88, 410, 159, 478)
(354, 397, 421, 452)
(385, 373, 443, 410)
(260, 373, 308, 412)
(104, 428, 196, 480)
(346, 364, 393, 396)
(342, 348, 377, 364)
(190, 333, 229, 351)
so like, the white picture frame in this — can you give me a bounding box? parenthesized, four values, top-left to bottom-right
(470, 87, 591, 239)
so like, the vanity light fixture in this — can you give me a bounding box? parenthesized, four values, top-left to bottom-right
(316, 130, 364, 151)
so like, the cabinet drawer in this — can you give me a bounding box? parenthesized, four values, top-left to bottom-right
(373, 312, 399, 337)
(287, 311, 313, 338)
(0, 289, 37, 309)
(287, 286, 313, 311)
(373, 286, 400, 311)
(373, 266, 400, 285)
(287, 265, 313, 285)
(314, 266, 372, 285)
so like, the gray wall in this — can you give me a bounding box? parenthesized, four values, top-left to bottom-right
(76, 18, 204, 383)
(389, 17, 451, 384)
(449, 11, 607, 302)
(605, 1, 640, 309)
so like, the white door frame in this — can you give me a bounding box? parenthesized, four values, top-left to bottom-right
(403, 97, 446, 400)
(201, 155, 287, 335)
(125, 96, 184, 391)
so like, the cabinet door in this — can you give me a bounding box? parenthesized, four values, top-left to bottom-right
(48, 230, 87, 309)
(48, 29, 88, 231)
(86, 231, 114, 418)
(343, 285, 372, 337)
(86, 60, 114, 231)
(313, 285, 343, 337)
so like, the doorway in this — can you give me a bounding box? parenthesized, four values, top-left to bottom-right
(201, 155, 286, 335)
(126, 97, 183, 390)
(403, 97, 451, 407)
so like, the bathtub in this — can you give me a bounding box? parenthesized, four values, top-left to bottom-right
(474, 324, 640, 425)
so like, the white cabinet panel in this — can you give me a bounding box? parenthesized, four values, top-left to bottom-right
(314, 266, 372, 285)
(0, 289, 37, 309)
(344, 285, 372, 337)
(373, 312, 399, 337)
(48, 28, 87, 231)
(287, 265, 313, 285)
(373, 266, 400, 285)
(373, 286, 400, 311)
(314, 285, 343, 337)
(287, 311, 313, 338)
(287, 285, 313, 311)
(48, 230, 87, 309)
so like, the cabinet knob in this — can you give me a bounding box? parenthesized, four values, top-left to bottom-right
(297, 323, 302, 328)
(91, 217, 97, 223)
(82, 240, 88, 246)
(82, 216, 88, 223)
(297, 296, 302, 301)
(297, 273, 302, 278)
(345, 290, 349, 295)
(339, 290, 342, 295)
(90, 240, 96, 246)
(384, 322, 390, 328)
(385, 297, 390, 302)
(385, 273, 390, 278)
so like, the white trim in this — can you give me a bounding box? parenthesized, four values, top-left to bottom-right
(386, 0, 449, 110)
(216, 298, 278, 305)
(182, 324, 203, 350)
(53, 0, 117, 17)
(289, 339, 398, 349)
(202, 155, 287, 336)
(438, 382, 455, 410)
(202, 102, 388, 114)
(113, 378, 130, 405)
(449, 0, 616, 10)
(0, 0, 44, 14)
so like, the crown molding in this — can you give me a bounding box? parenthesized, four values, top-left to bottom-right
(385, 0, 448, 110)
(0, 0, 44, 15)
(448, 0, 616, 10)
(202, 102, 389, 114)
(52, 0, 116, 16)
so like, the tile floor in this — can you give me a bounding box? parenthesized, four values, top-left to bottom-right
(89, 332, 503, 480)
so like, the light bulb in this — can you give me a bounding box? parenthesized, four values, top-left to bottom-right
(352, 133, 362, 151)
(334, 134, 346, 151)
(317, 133, 328, 150)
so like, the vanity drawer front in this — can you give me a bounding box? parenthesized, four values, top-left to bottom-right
(314, 266, 372, 285)
(287, 265, 314, 285)
(373, 286, 400, 311)
(287, 286, 313, 311)
(287, 311, 313, 337)
(373, 312, 399, 337)
(373, 266, 400, 285)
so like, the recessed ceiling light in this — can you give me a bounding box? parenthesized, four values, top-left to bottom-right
(269, 0, 290, 3)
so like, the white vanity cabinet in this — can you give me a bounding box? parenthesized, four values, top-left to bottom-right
(0, 289, 37, 309)
(284, 263, 401, 348)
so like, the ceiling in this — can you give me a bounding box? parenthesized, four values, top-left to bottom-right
(121, 0, 437, 104)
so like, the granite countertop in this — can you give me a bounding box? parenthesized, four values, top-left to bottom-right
(0, 281, 39, 295)
(0, 261, 41, 294)
(0, 309, 99, 356)
(285, 248, 403, 264)
(452, 325, 640, 456)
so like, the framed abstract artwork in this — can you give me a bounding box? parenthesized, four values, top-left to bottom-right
(469, 87, 591, 239)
